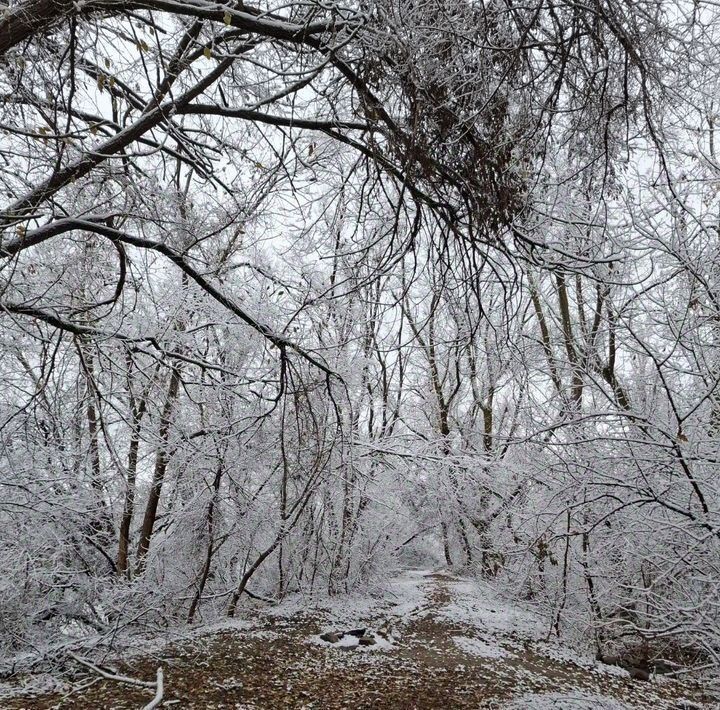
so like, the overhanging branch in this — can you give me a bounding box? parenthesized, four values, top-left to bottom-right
(1, 217, 336, 377)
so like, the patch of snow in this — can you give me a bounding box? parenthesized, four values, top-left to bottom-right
(361, 634, 394, 651)
(505, 691, 635, 709)
(384, 568, 430, 618)
(183, 617, 255, 638)
(593, 660, 633, 678)
(532, 641, 630, 678)
(452, 634, 511, 659)
(246, 629, 280, 641)
(673, 699, 707, 710)
(269, 568, 429, 631)
(211, 676, 244, 691)
(439, 577, 544, 641)
(267, 591, 382, 625)
(119, 617, 256, 661)
(336, 634, 361, 649)
(0, 674, 69, 701)
(307, 633, 357, 649)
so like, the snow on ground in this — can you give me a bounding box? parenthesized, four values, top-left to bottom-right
(265, 567, 429, 632)
(2, 569, 714, 708)
(384, 568, 431, 616)
(0, 673, 71, 702)
(434, 573, 636, 680)
(504, 691, 636, 709)
(119, 617, 257, 662)
(452, 634, 512, 659)
(533, 640, 631, 678)
(438, 575, 544, 639)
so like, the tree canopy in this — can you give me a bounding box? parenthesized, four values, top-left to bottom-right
(3, 0, 720, 686)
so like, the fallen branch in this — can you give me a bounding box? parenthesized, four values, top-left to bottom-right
(69, 653, 165, 706)
(244, 588, 277, 604)
(69, 653, 156, 689)
(142, 667, 164, 710)
(393, 525, 437, 552)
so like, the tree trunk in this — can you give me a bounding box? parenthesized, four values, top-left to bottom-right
(117, 372, 149, 577)
(135, 365, 181, 573)
(187, 461, 223, 623)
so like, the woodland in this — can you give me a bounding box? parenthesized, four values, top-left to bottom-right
(1, 0, 720, 694)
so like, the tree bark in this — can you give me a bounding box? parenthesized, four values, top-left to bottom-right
(117, 386, 149, 577)
(135, 365, 181, 573)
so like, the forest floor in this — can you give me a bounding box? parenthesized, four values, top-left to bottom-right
(3, 570, 716, 709)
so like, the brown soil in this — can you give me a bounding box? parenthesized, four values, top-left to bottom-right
(4, 574, 715, 709)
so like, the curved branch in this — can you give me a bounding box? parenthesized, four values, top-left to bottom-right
(0, 50, 237, 229)
(0, 0, 352, 58)
(1, 300, 124, 338)
(2, 217, 336, 376)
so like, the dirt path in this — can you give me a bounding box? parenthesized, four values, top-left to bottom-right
(5, 571, 715, 709)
